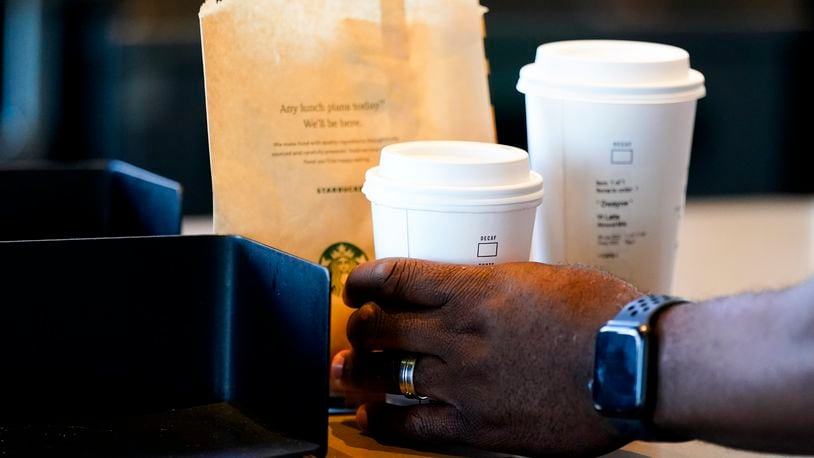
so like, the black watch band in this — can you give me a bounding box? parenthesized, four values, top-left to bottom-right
(612, 294, 686, 327)
(592, 295, 690, 442)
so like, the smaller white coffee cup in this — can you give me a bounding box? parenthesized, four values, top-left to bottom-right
(363, 141, 543, 265)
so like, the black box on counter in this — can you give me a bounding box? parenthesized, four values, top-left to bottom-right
(0, 235, 330, 457)
(0, 160, 182, 241)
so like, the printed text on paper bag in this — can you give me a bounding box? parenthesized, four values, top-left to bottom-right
(279, 99, 387, 129)
(272, 99, 397, 168)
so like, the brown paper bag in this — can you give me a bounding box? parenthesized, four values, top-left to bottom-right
(199, 0, 495, 358)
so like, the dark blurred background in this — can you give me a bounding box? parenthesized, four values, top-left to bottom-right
(0, 0, 811, 214)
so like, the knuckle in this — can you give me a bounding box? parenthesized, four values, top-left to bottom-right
(443, 411, 469, 443)
(403, 407, 467, 443)
(372, 258, 416, 297)
(370, 259, 400, 287)
(404, 410, 436, 439)
(347, 304, 382, 348)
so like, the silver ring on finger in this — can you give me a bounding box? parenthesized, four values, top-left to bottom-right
(398, 355, 429, 400)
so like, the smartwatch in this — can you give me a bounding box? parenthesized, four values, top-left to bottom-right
(591, 294, 689, 441)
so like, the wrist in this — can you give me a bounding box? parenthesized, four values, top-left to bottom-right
(652, 300, 694, 436)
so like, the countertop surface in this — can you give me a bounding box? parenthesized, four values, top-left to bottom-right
(185, 196, 814, 458)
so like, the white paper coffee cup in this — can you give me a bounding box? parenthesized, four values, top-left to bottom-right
(363, 141, 543, 265)
(364, 141, 542, 406)
(517, 40, 706, 293)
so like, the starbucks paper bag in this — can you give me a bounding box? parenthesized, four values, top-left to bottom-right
(199, 0, 495, 356)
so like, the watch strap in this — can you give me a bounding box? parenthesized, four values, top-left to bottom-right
(609, 294, 688, 327)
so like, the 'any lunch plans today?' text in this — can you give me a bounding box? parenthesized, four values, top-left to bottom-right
(273, 99, 398, 167)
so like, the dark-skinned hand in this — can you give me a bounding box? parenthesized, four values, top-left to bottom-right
(331, 258, 642, 457)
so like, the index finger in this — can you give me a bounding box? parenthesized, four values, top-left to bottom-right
(343, 258, 488, 309)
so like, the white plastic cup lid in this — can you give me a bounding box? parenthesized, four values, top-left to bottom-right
(363, 141, 544, 211)
(517, 40, 706, 104)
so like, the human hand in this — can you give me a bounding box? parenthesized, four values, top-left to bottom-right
(331, 258, 641, 457)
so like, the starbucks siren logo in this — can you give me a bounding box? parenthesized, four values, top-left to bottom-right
(320, 242, 369, 298)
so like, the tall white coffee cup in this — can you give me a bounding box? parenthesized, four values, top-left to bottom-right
(363, 141, 543, 265)
(517, 40, 706, 293)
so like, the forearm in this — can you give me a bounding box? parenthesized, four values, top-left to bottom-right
(654, 279, 814, 453)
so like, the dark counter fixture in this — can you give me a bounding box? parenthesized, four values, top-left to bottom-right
(0, 160, 182, 241)
(0, 235, 330, 457)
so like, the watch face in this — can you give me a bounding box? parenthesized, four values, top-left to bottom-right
(593, 327, 645, 416)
